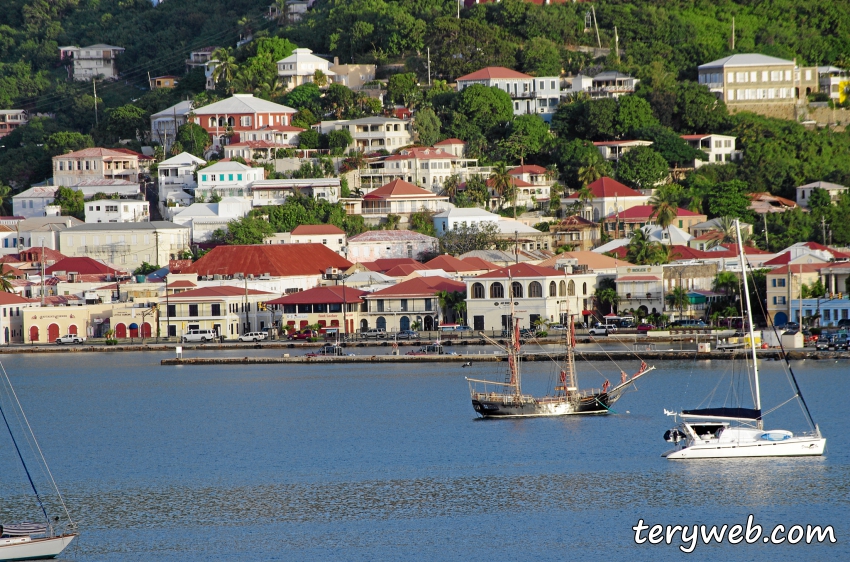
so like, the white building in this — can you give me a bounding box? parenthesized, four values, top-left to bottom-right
(818, 66, 850, 102)
(593, 140, 653, 162)
(563, 177, 650, 222)
(680, 134, 742, 167)
(158, 152, 206, 217)
(616, 265, 665, 317)
(456, 67, 562, 122)
(276, 48, 334, 90)
(0, 110, 28, 139)
(362, 146, 488, 193)
(52, 147, 143, 187)
(85, 200, 150, 223)
(13, 181, 141, 219)
(59, 44, 125, 81)
(59, 222, 191, 267)
(433, 207, 498, 236)
(796, 181, 848, 208)
(585, 71, 639, 98)
(172, 198, 251, 243)
(697, 53, 819, 106)
(0, 217, 83, 255)
(150, 101, 193, 151)
(250, 178, 340, 206)
(196, 161, 264, 200)
(317, 117, 412, 152)
(288, 224, 347, 254)
(347, 230, 438, 263)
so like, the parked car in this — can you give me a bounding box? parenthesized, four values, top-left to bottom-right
(454, 325, 473, 332)
(636, 323, 656, 334)
(519, 328, 538, 338)
(784, 321, 801, 330)
(55, 334, 85, 344)
(289, 329, 318, 341)
(395, 330, 419, 340)
(588, 326, 612, 336)
(593, 322, 618, 333)
(360, 328, 388, 339)
(671, 319, 707, 328)
(619, 321, 637, 329)
(238, 331, 267, 342)
(549, 324, 567, 331)
(182, 329, 218, 343)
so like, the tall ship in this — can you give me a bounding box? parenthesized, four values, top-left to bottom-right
(465, 303, 654, 418)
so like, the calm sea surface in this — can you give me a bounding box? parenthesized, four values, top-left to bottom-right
(0, 350, 846, 561)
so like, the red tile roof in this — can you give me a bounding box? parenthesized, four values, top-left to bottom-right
(111, 147, 155, 160)
(603, 205, 704, 220)
(383, 263, 430, 277)
(166, 280, 197, 288)
(509, 165, 547, 176)
(434, 138, 466, 146)
(182, 244, 352, 277)
(266, 285, 366, 305)
(475, 263, 564, 279)
(425, 254, 482, 272)
(360, 258, 422, 273)
(565, 177, 643, 199)
(168, 286, 275, 299)
(384, 147, 457, 162)
(1, 264, 26, 277)
(457, 67, 532, 81)
(618, 275, 661, 282)
(768, 263, 832, 275)
(485, 177, 533, 188)
(17, 247, 67, 262)
(802, 241, 850, 258)
(291, 224, 346, 236)
(45, 257, 123, 276)
(363, 179, 441, 200)
(168, 259, 193, 274)
(460, 257, 500, 270)
(366, 276, 466, 298)
(680, 134, 711, 140)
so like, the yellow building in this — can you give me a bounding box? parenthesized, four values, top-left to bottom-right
(156, 285, 276, 339)
(23, 303, 157, 343)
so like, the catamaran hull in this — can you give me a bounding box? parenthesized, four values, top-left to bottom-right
(0, 534, 76, 561)
(472, 393, 615, 418)
(663, 437, 826, 459)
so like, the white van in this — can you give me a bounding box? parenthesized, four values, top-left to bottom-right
(182, 329, 218, 343)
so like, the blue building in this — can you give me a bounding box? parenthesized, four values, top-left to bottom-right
(789, 296, 850, 327)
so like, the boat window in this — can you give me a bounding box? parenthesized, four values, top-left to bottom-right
(490, 282, 504, 299)
(511, 282, 523, 298)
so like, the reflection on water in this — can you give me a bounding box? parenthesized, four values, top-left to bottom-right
(0, 353, 846, 561)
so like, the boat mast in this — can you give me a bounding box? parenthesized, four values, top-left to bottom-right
(506, 278, 521, 397)
(736, 219, 762, 428)
(563, 291, 577, 392)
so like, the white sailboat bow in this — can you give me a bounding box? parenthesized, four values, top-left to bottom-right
(0, 363, 77, 561)
(662, 220, 826, 459)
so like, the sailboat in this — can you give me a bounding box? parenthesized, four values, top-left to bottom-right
(465, 300, 654, 418)
(662, 220, 826, 459)
(0, 363, 77, 561)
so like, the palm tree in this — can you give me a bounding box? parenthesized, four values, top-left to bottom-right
(626, 229, 654, 265)
(441, 174, 460, 200)
(649, 190, 678, 245)
(545, 164, 559, 184)
(713, 270, 739, 297)
(313, 69, 329, 89)
(489, 162, 514, 215)
(577, 161, 603, 187)
(666, 286, 690, 321)
(0, 269, 14, 292)
(595, 287, 620, 315)
(211, 48, 238, 94)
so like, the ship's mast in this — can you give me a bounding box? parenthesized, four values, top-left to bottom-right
(563, 291, 577, 392)
(736, 219, 762, 429)
(506, 277, 521, 397)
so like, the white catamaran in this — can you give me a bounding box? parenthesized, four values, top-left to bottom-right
(466, 299, 654, 418)
(662, 220, 826, 459)
(0, 363, 77, 561)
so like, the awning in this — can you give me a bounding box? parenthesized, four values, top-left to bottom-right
(1, 523, 48, 536)
(682, 407, 762, 421)
(581, 310, 594, 315)
(129, 323, 139, 329)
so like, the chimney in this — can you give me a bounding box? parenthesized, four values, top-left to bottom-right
(66, 218, 71, 227)
(334, 56, 339, 66)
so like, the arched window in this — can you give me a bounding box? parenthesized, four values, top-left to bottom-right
(511, 282, 523, 298)
(568, 280, 575, 296)
(528, 281, 542, 298)
(559, 280, 567, 296)
(582, 282, 588, 295)
(209, 117, 216, 127)
(376, 316, 387, 330)
(227, 116, 235, 126)
(549, 281, 557, 297)
(490, 282, 504, 299)
(472, 282, 485, 299)
(218, 117, 226, 127)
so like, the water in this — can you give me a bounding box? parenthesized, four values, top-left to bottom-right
(0, 351, 847, 561)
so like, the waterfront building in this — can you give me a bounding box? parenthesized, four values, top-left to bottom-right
(267, 285, 367, 336)
(362, 276, 466, 332)
(156, 285, 275, 339)
(0, 292, 35, 344)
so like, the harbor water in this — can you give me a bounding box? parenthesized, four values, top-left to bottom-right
(0, 350, 847, 561)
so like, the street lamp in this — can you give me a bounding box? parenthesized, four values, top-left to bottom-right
(323, 265, 351, 342)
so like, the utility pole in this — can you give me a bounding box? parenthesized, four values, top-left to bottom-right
(731, 17, 735, 50)
(763, 212, 769, 246)
(427, 47, 431, 87)
(591, 6, 601, 50)
(40, 238, 45, 306)
(93, 78, 98, 125)
(615, 26, 619, 64)
(821, 215, 827, 245)
(244, 275, 249, 334)
(514, 230, 519, 264)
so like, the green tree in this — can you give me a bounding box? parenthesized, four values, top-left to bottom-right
(489, 162, 514, 214)
(414, 107, 441, 147)
(500, 114, 549, 164)
(595, 287, 619, 315)
(104, 104, 149, 141)
(616, 146, 668, 190)
(387, 72, 419, 106)
(674, 81, 729, 133)
(53, 186, 84, 219)
(211, 47, 238, 93)
(438, 222, 508, 254)
(383, 214, 401, 229)
(615, 96, 658, 138)
(212, 216, 275, 245)
(298, 129, 320, 150)
(456, 84, 513, 135)
(283, 83, 322, 112)
(521, 37, 561, 76)
(707, 179, 750, 219)
(327, 129, 353, 152)
(409, 209, 437, 237)
(44, 131, 94, 156)
(666, 286, 690, 320)
(808, 187, 832, 211)
(322, 84, 358, 119)
(175, 123, 211, 158)
(133, 262, 159, 275)
(635, 125, 706, 167)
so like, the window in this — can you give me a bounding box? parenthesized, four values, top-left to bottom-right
(376, 300, 384, 312)
(777, 278, 786, 287)
(490, 282, 504, 299)
(550, 80, 555, 89)
(241, 116, 251, 127)
(425, 299, 433, 311)
(189, 304, 199, 317)
(582, 282, 587, 295)
(166, 304, 176, 317)
(774, 296, 787, 305)
(237, 174, 242, 181)
(549, 281, 557, 297)
(211, 304, 221, 316)
(201, 175, 207, 182)
(567, 280, 575, 296)
(528, 282, 542, 298)
(511, 282, 523, 299)
(472, 283, 485, 299)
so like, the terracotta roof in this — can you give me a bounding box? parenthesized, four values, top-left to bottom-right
(384, 147, 457, 162)
(551, 215, 596, 229)
(802, 241, 850, 258)
(291, 224, 345, 236)
(460, 257, 500, 270)
(45, 257, 123, 275)
(768, 263, 832, 275)
(721, 243, 772, 255)
(56, 147, 141, 159)
(349, 230, 437, 243)
(383, 263, 430, 277)
(603, 205, 704, 220)
(537, 251, 630, 270)
(267, 285, 366, 305)
(565, 177, 643, 199)
(169, 286, 275, 299)
(359, 258, 423, 273)
(365, 276, 466, 298)
(434, 138, 466, 146)
(485, 177, 533, 188)
(183, 244, 352, 277)
(457, 67, 532, 81)
(111, 148, 154, 160)
(680, 134, 711, 140)
(425, 254, 483, 272)
(166, 280, 197, 288)
(16, 247, 67, 262)
(475, 263, 564, 279)
(1, 264, 26, 277)
(363, 179, 442, 200)
(509, 165, 547, 176)
(692, 231, 725, 241)
(168, 259, 193, 274)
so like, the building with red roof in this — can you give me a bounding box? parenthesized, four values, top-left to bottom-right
(0, 290, 36, 344)
(564, 177, 650, 222)
(359, 179, 450, 226)
(362, 276, 466, 332)
(267, 285, 367, 335)
(766, 262, 835, 326)
(53, 147, 143, 186)
(155, 284, 276, 340)
(182, 244, 352, 292)
(45, 257, 126, 278)
(549, 214, 599, 251)
(762, 241, 850, 267)
(602, 205, 707, 238)
(456, 66, 562, 122)
(424, 254, 493, 275)
(433, 138, 466, 157)
(382, 263, 430, 278)
(287, 224, 347, 255)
